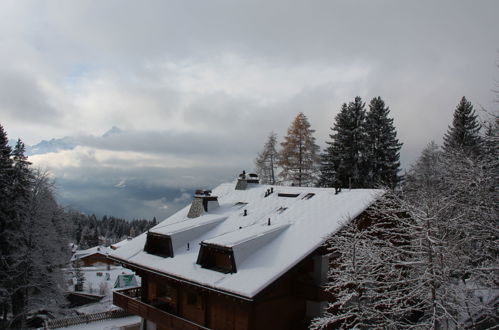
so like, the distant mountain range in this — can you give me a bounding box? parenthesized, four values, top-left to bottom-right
(9, 126, 123, 156)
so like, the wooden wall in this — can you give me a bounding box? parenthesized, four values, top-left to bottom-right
(80, 253, 115, 267)
(131, 249, 325, 330)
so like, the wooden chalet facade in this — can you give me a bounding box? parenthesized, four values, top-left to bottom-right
(110, 174, 381, 330)
(112, 246, 328, 330)
(72, 246, 117, 267)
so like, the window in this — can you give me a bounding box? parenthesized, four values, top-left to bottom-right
(302, 193, 315, 200)
(196, 243, 237, 274)
(144, 232, 173, 258)
(187, 292, 197, 305)
(233, 202, 248, 209)
(277, 193, 300, 198)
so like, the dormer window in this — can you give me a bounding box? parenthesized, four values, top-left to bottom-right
(196, 243, 236, 274)
(197, 223, 290, 274)
(144, 216, 226, 258)
(144, 232, 173, 258)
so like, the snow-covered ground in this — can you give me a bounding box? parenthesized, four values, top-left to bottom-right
(64, 265, 140, 314)
(74, 265, 139, 295)
(56, 315, 141, 330)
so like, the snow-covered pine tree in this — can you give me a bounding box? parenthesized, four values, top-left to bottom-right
(11, 170, 70, 327)
(278, 113, 320, 186)
(312, 200, 424, 329)
(319, 97, 367, 188)
(442, 96, 484, 157)
(0, 123, 13, 323)
(7, 139, 35, 327)
(314, 140, 498, 329)
(254, 132, 279, 184)
(364, 97, 402, 188)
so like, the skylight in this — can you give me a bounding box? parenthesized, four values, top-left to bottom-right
(277, 193, 300, 198)
(302, 193, 315, 200)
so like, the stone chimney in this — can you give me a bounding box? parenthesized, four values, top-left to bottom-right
(235, 171, 259, 190)
(187, 190, 219, 218)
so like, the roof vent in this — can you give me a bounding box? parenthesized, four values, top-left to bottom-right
(235, 170, 259, 190)
(187, 190, 219, 218)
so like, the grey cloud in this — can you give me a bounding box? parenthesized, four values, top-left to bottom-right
(53, 161, 241, 219)
(0, 68, 61, 123)
(2, 0, 499, 219)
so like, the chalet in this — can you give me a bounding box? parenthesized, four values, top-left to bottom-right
(109, 174, 382, 330)
(71, 245, 116, 267)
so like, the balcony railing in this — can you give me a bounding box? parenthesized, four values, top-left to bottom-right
(113, 287, 209, 330)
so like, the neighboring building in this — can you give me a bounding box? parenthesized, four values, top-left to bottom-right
(110, 175, 382, 330)
(71, 245, 116, 267)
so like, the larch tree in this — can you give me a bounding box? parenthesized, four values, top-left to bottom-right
(254, 132, 279, 184)
(278, 113, 320, 186)
(442, 96, 483, 157)
(319, 97, 367, 188)
(364, 97, 403, 188)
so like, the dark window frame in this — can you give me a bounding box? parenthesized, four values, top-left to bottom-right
(144, 232, 174, 258)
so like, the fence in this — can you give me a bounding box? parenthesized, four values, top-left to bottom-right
(47, 308, 131, 329)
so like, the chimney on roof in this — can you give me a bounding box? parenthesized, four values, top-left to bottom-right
(235, 170, 260, 190)
(187, 190, 219, 218)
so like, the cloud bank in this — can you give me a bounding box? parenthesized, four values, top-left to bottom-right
(1, 0, 498, 219)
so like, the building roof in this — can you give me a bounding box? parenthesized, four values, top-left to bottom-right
(110, 237, 133, 250)
(71, 245, 112, 262)
(109, 182, 382, 299)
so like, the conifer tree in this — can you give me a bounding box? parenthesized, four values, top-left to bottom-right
(443, 96, 483, 156)
(364, 97, 402, 188)
(0, 124, 13, 323)
(254, 132, 279, 184)
(319, 97, 367, 188)
(278, 113, 319, 186)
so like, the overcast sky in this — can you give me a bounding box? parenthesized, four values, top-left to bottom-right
(1, 1, 498, 220)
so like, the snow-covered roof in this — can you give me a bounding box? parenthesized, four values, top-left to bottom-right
(110, 182, 382, 299)
(71, 245, 112, 262)
(150, 215, 226, 253)
(110, 238, 132, 250)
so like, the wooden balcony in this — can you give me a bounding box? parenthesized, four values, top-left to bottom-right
(113, 287, 209, 330)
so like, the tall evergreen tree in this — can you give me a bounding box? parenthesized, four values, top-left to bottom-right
(442, 96, 483, 156)
(278, 113, 320, 186)
(319, 97, 367, 188)
(11, 171, 70, 327)
(0, 124, 13, 322)
(254, 132, 279, 184)
(364, 97, 402, 188)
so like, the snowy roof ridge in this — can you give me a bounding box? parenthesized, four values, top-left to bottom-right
(109, 182, 383, 298)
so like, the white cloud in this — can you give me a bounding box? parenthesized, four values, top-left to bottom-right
(1, 0, 498, 218)
(173, 192, 192, 204)
(29, 145, 202, 172)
